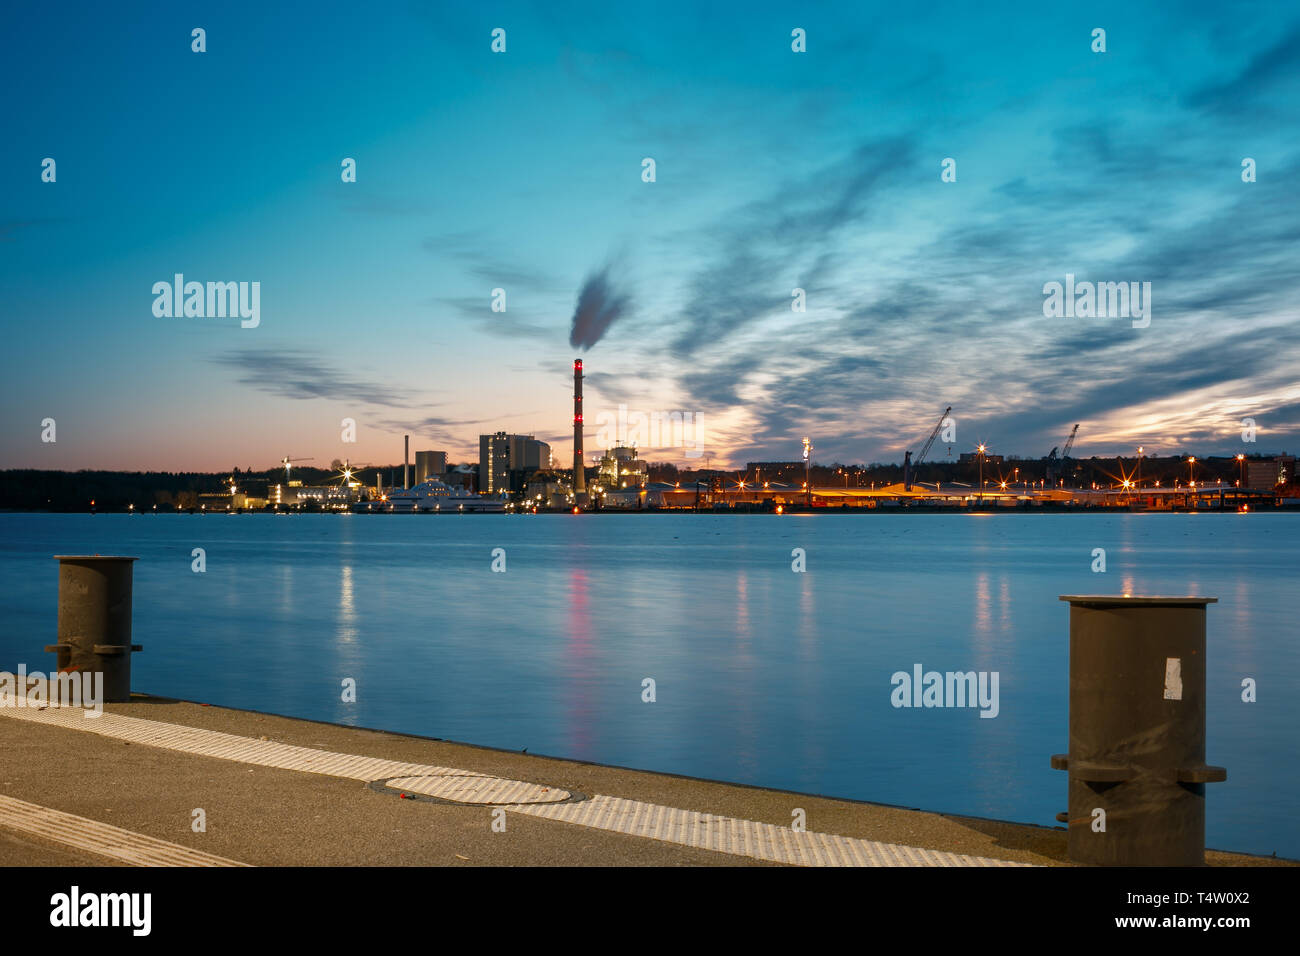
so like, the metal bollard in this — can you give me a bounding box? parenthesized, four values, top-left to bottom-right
(1051, 595, 1226, 866)
(45, 556, 141, 703)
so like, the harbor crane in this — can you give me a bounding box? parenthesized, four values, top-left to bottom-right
(1045, 424, 1079, 482)
(280, 456, 314, 482)
(903, 405, 952, 492)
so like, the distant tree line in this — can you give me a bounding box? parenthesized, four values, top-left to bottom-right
(0, 467, 329, 512)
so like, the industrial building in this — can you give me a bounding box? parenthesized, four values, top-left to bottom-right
(958, 451, 1004, 466)
(522, 471, 573, 508)
(601, 481, 677, 509)
(479, 432, 552, 494)
(444, 463, 477, 491)
(414, 450, 447, 484)
(270, 482, 357, 507)
(597, 445, 649, 489)
(1246, 455, 1295, 490)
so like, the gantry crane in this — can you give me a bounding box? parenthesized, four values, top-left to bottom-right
(1045, 424, 1079, 482)
(903, 406, 952, 492)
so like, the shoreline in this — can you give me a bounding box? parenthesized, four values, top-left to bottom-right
(3, 506, 1299, 516)
(1, 692, 1292, 867)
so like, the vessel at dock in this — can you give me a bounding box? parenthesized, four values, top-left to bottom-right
(353, 479, 505, 513)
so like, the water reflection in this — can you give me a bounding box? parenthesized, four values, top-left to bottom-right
(732, 570, 758, 775)
(734, 571, 753, 665)
(338, 565, 356, 643)
(798, 572, 817, 662)
(564, 567, 595, 758)
(974, 571, 991, 638)
(278, 564, 293, 615)
(998, 574, 1011, 633)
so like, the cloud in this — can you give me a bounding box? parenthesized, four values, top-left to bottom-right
(668, 137, 916, 359)
(1184, 25, 1300, 114)
(636, 117, 1300, 465)
(209, 349, 418, 407)
(423, 233, 562, 293)
(436, 295, 555, 341)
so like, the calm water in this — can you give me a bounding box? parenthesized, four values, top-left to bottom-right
(1, 512, 1296, 858)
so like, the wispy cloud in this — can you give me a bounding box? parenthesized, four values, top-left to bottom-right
(423, 232, 562, 292)
(1184, 25, 1300, 114)
(209, 349, 419, 407)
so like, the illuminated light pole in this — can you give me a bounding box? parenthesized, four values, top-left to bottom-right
(977, 444, 987, 502)
(802, 437, 812, 508)
(1137, 446, 1143, 489)
(1236, 453, 1246, 488)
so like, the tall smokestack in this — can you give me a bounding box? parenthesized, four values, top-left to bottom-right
(404, 435, 410, 490)
(573, 359, 586, 499)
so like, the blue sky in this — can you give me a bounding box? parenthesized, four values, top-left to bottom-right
(3, 1, 1298, 471)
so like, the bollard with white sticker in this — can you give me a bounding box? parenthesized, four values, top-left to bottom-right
(1051, 595, 1225, 866)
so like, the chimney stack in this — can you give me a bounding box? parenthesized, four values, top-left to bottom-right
(574, 359, 586, 500)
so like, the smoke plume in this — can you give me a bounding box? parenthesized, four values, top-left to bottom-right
(568, 263, 631, 350)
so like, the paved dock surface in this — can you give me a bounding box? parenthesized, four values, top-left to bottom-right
(0, 695, 1290, 867)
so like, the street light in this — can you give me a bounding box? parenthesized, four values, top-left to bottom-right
(977, 444, 987, 499)
(802, 437, 813, 507)
(1236, 453, 1246, 488)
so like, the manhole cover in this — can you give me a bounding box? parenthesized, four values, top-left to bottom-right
(374, 774, 579, 805)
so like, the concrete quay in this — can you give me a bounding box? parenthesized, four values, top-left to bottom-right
(0, 694, 1290, 867)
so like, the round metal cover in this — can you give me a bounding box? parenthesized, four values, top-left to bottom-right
(380, 774, 575, 805)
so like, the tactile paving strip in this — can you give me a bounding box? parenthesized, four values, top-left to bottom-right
(1, 704, 470, 782)
(509, 794, 1027, 867)
(1, 704, 1030, 866)
(0, 793, 249, 867)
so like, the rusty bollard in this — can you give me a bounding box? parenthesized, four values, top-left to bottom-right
(1051, 595, 1226, 865)
(45, 556, 141, 703)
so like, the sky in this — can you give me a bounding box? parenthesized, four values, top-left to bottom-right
(2, 1, 1298, 473)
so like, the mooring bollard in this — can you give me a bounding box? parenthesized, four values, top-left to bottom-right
(1051, 595, 1226, 866)
(45, 556, 141, 703)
